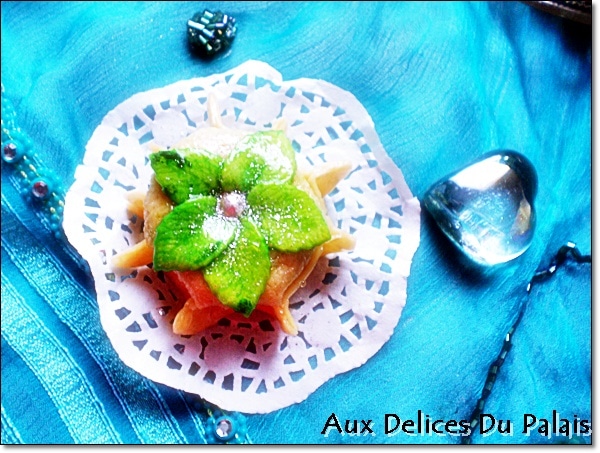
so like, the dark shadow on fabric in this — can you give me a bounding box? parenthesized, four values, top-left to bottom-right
(154, 383, 208, 419)
(521, 1, 592, 55)
(560, 19, 592, 55)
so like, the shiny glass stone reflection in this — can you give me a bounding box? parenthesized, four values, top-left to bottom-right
(3, 141, 20, 162)
(32, 178, 50, 199)
(214, 417, 234, 440)
(2, 139, 26, 164)
(423, 151, 537, 266)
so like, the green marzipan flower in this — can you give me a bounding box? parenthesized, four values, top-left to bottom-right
(150, 130, 331, 316)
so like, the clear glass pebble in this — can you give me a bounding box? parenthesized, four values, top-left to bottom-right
(423, 151, 537, 266)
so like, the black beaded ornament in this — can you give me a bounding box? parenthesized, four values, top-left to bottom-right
(462, 242, 591, 444)
(187, 10, 237, 58)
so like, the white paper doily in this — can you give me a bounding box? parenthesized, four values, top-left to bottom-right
(63, 60, 421, 414)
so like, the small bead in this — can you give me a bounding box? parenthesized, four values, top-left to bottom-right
(31, 178, 51, 199)
(2, 140, 23, 163)
(206, 411, 246, 444)
(220, 192, 246, 218)
(214, 416, 235, 441)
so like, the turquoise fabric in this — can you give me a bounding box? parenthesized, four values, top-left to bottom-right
(1, 1, 591, 445)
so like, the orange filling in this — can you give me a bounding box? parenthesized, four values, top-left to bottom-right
(167, 246, 323, 336)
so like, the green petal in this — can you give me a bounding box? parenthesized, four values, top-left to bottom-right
(221, 130, 296, 193)
(247, 183, 332, 252)
(153, 196, 238, 271)
(203, 218, 271, 316)
(149, 148, 223, 204)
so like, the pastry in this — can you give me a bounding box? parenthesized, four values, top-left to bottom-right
(113, 98, 355, 335)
